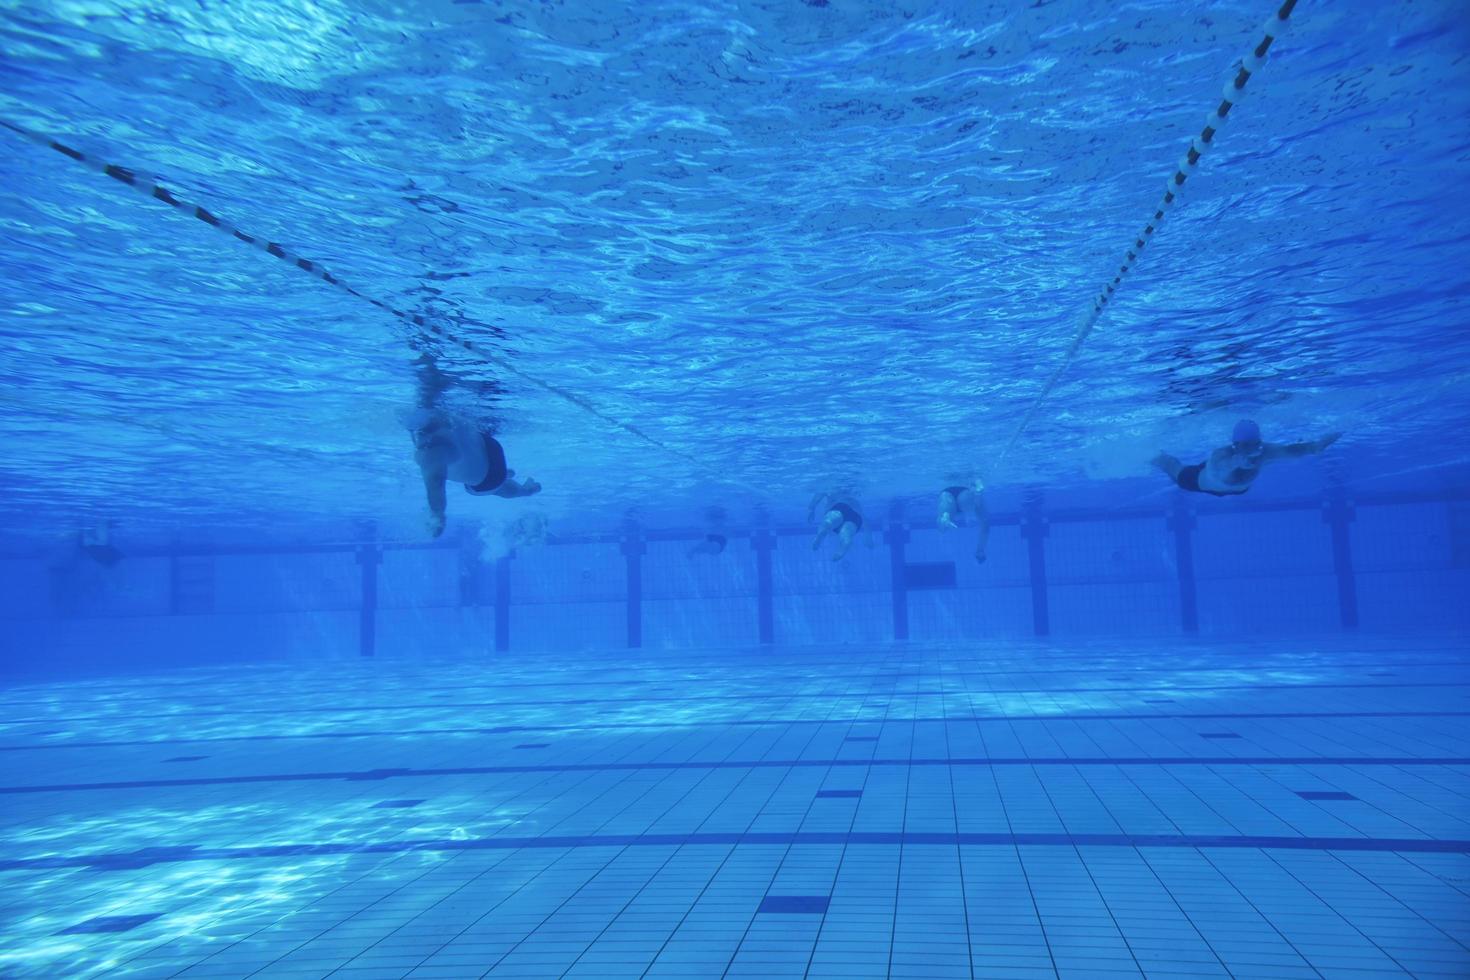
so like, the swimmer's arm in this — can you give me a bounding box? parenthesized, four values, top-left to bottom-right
(422, 471, 446, 513)
(416, 449, 448, 532)
(972, 493, 990, 563)
(807, 492, 828, 523)
(1262, 432, 1341, 462)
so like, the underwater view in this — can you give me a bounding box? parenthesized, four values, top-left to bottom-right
(2, 0, 1469, 976)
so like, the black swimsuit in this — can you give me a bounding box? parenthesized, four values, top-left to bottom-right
(1175, 463, 1247, 498)
(467, 433, 508, 493)
(829, 502, 862, 530)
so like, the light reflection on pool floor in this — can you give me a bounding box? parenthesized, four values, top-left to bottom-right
(1, 637, 1467, 978)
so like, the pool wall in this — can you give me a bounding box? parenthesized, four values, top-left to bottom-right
(3, 490, 1466, 677)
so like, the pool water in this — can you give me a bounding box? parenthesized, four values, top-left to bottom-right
(2, 0, 1469, 977)
(0, 1, 1468, 535)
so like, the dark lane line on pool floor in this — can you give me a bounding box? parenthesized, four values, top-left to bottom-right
(3, 829, 1467, 874)
(3, 709, 1466, 754)
(3, 755, 1468, 795)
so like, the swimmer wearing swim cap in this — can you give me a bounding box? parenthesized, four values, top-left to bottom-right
(1151, 419, 1341, 497)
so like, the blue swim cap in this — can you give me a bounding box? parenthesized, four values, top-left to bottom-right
(1232, 418, 1261, 444)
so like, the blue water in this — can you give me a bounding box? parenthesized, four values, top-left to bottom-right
(3, 1, 1470, 977)
(1, 0, 1468, 538)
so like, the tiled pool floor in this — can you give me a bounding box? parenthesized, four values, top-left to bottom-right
(1, 638, 1468, 978)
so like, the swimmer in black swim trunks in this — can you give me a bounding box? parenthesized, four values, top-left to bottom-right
(688, 506, 729, 557)
(809, 491, 867, 561)
(938, 480, 991, 563)
(406, 351, 541, 537)
(78, 522, 123, 567)
(1152, 419, 1340, 498)
(688, 533, 728, 557)
(407, 409, 541, 537)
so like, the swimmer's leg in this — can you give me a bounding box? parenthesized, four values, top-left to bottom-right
(492, 476, 541, 498)
(1151, 452, 1183, 482)
(938, 491, 959, 529)
(812, 510, 840, 551)
(832, 524, 857, 561)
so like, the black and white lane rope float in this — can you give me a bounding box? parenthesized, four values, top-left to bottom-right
(994, 0, 1300, 469)
(0, 116, 706, 471)
(4, 0, 1300, 498)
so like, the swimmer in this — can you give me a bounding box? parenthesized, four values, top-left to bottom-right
(688, 533, 727, 557)
(938, 480, 991, 563)
(688, 506, 728, 557)
(409, 409, 541, 537)
(78, 522, 123, 567)
(809, 491, 866, 561)
(408, 353, 541, 537)
(1152, 419, 1341, 497)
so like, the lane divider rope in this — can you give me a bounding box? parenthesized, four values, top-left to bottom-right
(3, 0, 1298, 504)
(993, 0, 1299, 469)
(0, 117, 707, 471)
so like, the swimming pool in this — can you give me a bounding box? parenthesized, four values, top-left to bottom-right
(3, 640, 1469, 976)
(2, 0, 1468, 976)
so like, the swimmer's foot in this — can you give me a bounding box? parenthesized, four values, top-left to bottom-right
(1151, 452, 1183, 481)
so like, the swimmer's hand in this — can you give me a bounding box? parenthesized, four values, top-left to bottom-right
(427, 512, 446, 538)
(939, 515, 958, 530)
(975, 549, 987, 564)
(1315, 432, 1342, 452)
